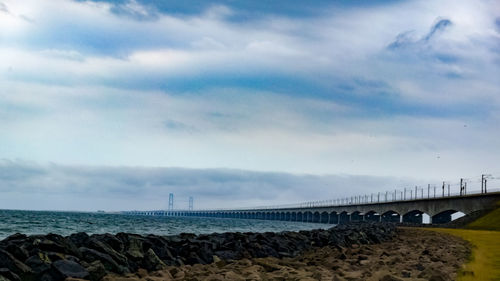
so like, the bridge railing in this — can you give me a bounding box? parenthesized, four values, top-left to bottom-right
(199, 184, 500, 212)
(124, 175, 500, 213)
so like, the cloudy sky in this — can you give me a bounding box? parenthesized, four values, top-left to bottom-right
(1, 0, 499, 211)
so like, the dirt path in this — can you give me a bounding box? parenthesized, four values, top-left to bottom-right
(101, 228, 470, 281)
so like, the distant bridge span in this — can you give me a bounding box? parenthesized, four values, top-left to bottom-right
(124, 191, 500, 224)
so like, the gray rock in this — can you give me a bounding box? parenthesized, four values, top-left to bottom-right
(25, 255, 51, 275)
(0, 268, 21, 281)
(379, 274, 404, 281)
(87, 238, 128, 265)
(79, 247, 122, 273)
(126, 236, 145, 259)
(0, 249, 32, 276)
(52, 259, 89, 279)
(143, 248, 167, 271)
(85, 260, 107, 281)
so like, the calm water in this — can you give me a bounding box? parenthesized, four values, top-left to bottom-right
(0, 210, 329, 240)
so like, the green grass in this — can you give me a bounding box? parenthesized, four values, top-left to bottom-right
(425, 201, 500, 280)
(466, 201, 500, 231)
(429, 228, 500, 281)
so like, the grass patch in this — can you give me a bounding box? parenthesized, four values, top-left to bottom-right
(428, 228, 500, 281)
(466, 201, 500, 231)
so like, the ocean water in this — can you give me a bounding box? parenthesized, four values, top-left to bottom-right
(0, 210, 330, 240)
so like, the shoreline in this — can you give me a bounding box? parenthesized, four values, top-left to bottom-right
(103, 228, 470, 281)
(0, 222, 395, 281)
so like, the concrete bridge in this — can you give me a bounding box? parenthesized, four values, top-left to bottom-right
(124, 191, 500, 224)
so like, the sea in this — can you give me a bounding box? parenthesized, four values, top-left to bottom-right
(0, 210, 330, 240)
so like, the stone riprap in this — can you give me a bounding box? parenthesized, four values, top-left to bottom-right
(0, 222, 395, 281)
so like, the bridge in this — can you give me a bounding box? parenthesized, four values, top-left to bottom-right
(124, 189, 500, 225)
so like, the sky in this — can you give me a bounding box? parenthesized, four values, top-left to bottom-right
(0, 0, 499, 211)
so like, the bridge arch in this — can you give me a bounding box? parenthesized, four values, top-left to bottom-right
(320, 211, 329, 223)
(381, 210, 401, 223)
(312, 211, 321, 223)
(402, 210, 429, 224)
(339, 211, 350, 224)
(329, 211, 339, 224)
(351, 211, 363, 222)
(364, 211, 380, 222)
(296, 212, 303, 222)
(303, 211, 312, 222)
(432, 209, 464, 224)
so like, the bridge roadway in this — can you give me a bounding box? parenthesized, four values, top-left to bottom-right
(123, 191, 500, 224)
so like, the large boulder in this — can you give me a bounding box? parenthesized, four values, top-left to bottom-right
(85, 260, 107, 281)
(79, 247, 123, 274)
(51, 260, 90, 280)
(91, 234, 124, 253)
(25, 254, 51, 275)
(0, 249, 32, 277)
(0, 268, 21, 281)
(86, 238, 128, 266)
(143, 248, 167, 271)
(68, 233, 89, 248)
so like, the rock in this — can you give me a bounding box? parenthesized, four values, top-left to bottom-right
(125, 236, 145, 260)
(51, 260, 90, 279)
(68, 233, 89, 248)
(2, 234, 27, 243)
(0, 249, 32, 276)
(87, 238, 128, 266)
(85, 260, 107, 281)
(79, 247, 122, 273)
(342, 270, 363, 280)
(91, 234, 124, 253)
(0, 268, 21, 281)
(25, 254, 51, 275)
(143, 248, 167, 271)
(0, 222, 399, 281)
(359, 259, 370, 266)
(357, 254, 368, 260)
(401, 270, 411, 277)
(429, 274, 447, 281)
(379, 274, 404, 281)
(4, 243, 29, 262)
(144, 236, 174, 263)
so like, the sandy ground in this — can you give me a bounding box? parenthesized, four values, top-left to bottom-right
(99, 228, 470, 281)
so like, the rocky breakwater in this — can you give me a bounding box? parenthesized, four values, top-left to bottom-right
(0, 222, 395, 281)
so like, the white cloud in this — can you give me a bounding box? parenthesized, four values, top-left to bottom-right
(0, 0, 499, 207)
(0, 159, 453, 211)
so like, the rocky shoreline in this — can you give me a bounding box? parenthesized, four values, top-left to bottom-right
(0, 223, 396, 281)
(103, 228, 467, 281)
